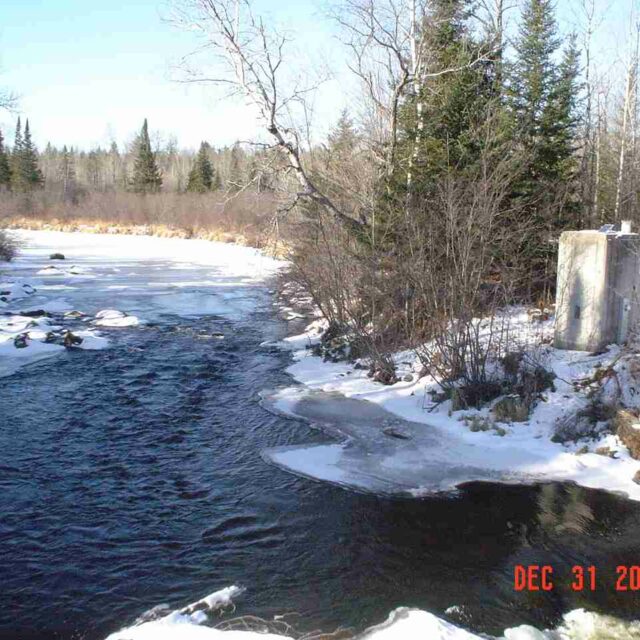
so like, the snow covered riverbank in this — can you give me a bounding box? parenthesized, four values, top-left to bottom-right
(264, 312, 640, 502)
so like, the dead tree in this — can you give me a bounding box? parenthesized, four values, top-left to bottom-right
(171, 0, 364, 231)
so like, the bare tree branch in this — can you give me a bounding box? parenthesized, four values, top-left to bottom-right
(170, 0, 365, 231)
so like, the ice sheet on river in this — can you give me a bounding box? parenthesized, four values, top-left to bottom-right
(261, 388, 538, 496)
(0, 230, 284, 377)
(261, 387, 640, 498)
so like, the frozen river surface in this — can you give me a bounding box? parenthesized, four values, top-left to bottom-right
(2, 232, 640, 640)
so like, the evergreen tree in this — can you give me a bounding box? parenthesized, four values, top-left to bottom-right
(388, 0, 499, 201)
(11, 118, 44, 192)
(187, 141, 214, 193)
(131, 118, 162, 193)
(227, 144, 243, 192)
(328, 109, 359, 154)
(10, 117, 22, 189)
(0, 129, 11, 190)
(510, 0, 581, 202)
(543, 33, 582, 216)
(509, 0, 582, 294)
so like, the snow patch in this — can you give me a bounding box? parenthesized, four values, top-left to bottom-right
(94, 309, 143, 327)
(264, 311, 640, 501)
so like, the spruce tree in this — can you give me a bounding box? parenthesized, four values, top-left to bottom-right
(328, 109, 359, 154)
(227, 144, 242, 192)
(542, 33, 582, 225)
(0, 129, 11, 190)
(510, 0, 582, 295)
(10, 117, 22, 190)
(391, 0, 497, 195)
(187, 141, 214, 193)
(509, 0, 581, 197)
(11, 118, 43, 192)
(131, 119, 162, 193)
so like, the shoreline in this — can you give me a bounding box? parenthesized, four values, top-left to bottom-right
(1, 217, 289, 258)
(269, 308, 640, 503)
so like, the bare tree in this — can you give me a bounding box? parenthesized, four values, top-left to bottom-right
(615, 18, 640, 219)
(170, 0, 364, 231)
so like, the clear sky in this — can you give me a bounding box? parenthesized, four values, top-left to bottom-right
(0, 0, 348, 151)
(0, 0, 635, 152)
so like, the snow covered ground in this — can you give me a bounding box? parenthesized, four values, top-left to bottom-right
(0, 230, 284, 378)
(258, 311, 640, 502)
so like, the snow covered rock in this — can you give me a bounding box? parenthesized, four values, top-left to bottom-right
(14, 334, 28, 349)
(94, 309, 141, 328)
(37, 265, 63, 276)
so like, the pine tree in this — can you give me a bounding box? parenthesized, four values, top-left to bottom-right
(131, 118, 162, 193)
(187, 141, 214, 193)
(0, 129, 11, 190)
(11, 118, 44, 192)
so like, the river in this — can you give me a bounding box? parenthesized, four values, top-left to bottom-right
(1, 231, 640, 640)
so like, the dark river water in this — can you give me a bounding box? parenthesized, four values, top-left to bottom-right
(2, 233, 640, 640)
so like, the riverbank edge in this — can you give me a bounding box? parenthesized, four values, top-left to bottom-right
(270, 297, 640, 502)
(1, 217, 290, 258)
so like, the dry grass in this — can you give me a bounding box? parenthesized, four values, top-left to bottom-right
(0, 190, 288, 254)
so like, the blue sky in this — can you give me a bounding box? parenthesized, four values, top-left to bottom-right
(0, 0, 347, 151)
(0, 0, 634, 152)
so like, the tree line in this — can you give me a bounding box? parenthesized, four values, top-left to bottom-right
(4, 0, 640, 394)
(0, 116, 274, 198)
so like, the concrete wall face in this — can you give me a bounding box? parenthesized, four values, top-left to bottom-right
(554, 231, 640, 351)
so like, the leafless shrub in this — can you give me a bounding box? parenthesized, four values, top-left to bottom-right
(405, 117, 531, 406)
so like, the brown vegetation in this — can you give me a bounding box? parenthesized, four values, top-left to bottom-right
(0, 189, 282, 251)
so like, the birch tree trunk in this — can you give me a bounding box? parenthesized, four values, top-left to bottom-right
(615, 25, 639, 220)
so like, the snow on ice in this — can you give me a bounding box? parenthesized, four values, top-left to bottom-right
(94, 309, 143, 327)
(0, 230, 284, 378)
(260, 309, 640, 502)
(104, 587, 640, 640)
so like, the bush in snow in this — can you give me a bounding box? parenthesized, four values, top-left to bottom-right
(0, 229, 17, 261)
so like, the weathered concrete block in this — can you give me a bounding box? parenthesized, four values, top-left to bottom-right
(555, 228, 640, 351)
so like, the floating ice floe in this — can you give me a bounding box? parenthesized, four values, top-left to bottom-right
(94, 309, 143, 327)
